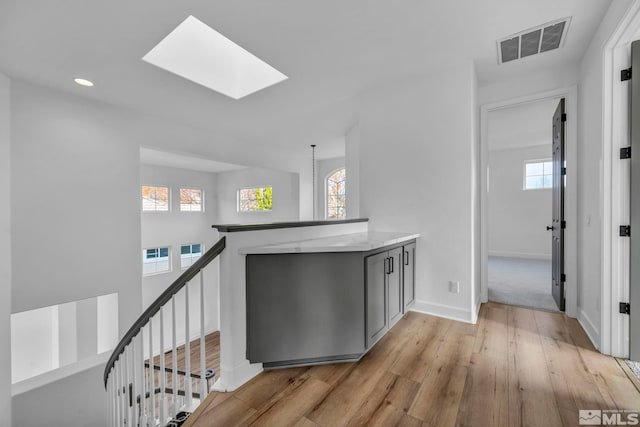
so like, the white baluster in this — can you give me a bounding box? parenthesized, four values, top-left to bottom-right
(185, 281, 192, 408)
(159, 307, 167, 425)
(139, 330, 146, 427)
(172, 296, 178, 415)
(200, 270, 207, 399)
(117, 359, 124, 427)
(113, 362, 119, 427)
(131, 341, 138, 427)
(107, 376, 113, 427)
(124, 351, 131, 427)
(148, 320, 156, 425)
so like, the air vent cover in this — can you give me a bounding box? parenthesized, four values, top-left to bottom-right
(498, 17, 570, 64)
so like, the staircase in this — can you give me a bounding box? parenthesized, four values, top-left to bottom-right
(104, 237, 225, 427)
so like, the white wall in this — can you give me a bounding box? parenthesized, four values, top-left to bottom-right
(141, 164, 220, 347)
(345, 123, 361, 219)
(578, 0, 635, 348)
(0, 72, 11, 427)
(10, 306, 57, 384)
(488, 146, 552, 259)
(10, 80, 142, 427)
(315, 157, 345, 220)
(13, 365, 106, 427)
(356, 64, 478, 322)
(216, 167, 299, 224)
(479, 63, 580, 106)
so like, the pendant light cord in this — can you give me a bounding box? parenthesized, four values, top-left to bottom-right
(311, 144, 316, 220)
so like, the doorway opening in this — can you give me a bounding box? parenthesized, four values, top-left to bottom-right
(485, 98, 560, 312)
(480, 86, 578, 318)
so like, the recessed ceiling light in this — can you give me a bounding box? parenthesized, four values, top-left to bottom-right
(74, 78, 94, 87)
(142, 15, 288, 100)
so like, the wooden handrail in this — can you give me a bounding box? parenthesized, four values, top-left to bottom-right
(103, 236, 226, 387)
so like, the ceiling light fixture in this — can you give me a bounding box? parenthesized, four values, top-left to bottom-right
(142, 15, 288, 99)
(74, 78, 94, 87)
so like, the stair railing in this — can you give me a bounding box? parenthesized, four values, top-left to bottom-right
(104, 236, 225, 427)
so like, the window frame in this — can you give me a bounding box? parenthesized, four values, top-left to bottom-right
(141, 185, 171, 213)
(237, 186, 273, 213)
(325, 167, 346, 220)
(180, 242, 203, 270)
(179, 187, 204, 212)
(523, 159, 553, 191)
(142, 245, 172, 276)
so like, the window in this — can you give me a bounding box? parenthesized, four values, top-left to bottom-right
(180, 188, 203, 212)
(181, 243, 202, 269)
(326, 168, 346, 219)
(142, 186, 170, 212)
(143, 246, 171, 275)
(238, 187, 273, 212)
(524, 160, 552, 190)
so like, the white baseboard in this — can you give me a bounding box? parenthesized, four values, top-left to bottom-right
(489, 251, 552, 261)
(410, 300, 475, 324)
(471, 296, 482, 324)
(212, 360, 263, 392)
(578, 309, 600, 350)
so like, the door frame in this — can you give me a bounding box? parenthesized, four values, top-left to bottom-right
(479, 86, 578, 319)
(601, 0, 640, 358)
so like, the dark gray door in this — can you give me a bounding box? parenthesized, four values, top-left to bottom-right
(366, 251, 388, 348)
(403, 243, 416, 311)
(630, 40, 640, 360)
(551, 98, 566, 311)
(388, 247, 403, 327)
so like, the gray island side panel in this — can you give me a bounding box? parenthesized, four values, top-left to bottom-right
(246, 252, 365, 365)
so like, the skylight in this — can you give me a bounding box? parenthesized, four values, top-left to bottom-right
(142, 15, 288, 99)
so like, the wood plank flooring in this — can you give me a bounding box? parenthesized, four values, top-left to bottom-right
(183, 303, 640, 427)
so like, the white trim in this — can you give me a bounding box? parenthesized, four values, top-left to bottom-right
(211, 359, 262, 392)
(488, 251, 552, 261)
(12, 352, 109, 396)
(410, 299, 476, 324)
(480, 86, 578, 319)
(578, 309, 601, 350)
(601, 0, 640, 358)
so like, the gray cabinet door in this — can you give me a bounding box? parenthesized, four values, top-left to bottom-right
(403, 242, 416, 311)
(366, 251, 388, 348)
(388, 247, 403, 327)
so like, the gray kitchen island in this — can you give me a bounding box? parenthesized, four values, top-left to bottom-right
(240, 231, 418, 368)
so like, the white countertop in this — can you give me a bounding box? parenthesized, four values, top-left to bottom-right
(239, 231, 419, 254)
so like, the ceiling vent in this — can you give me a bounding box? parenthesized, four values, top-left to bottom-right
(497, 17, 571, 64)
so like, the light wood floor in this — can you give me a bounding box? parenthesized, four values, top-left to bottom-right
(147, 331, 220, 400)
(183, 303, 640, 427)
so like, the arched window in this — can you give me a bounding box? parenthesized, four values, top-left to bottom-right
(326, 168, 346, 219)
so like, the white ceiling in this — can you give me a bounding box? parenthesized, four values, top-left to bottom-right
(140, 147, 245, 173)
(0, 0, 612, 162)
(488, 98, 561, 151)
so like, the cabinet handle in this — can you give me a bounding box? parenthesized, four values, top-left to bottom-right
(384, 257, 389, 275)
(390, 256, 394, 273)
(404, 250, 409, 266)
